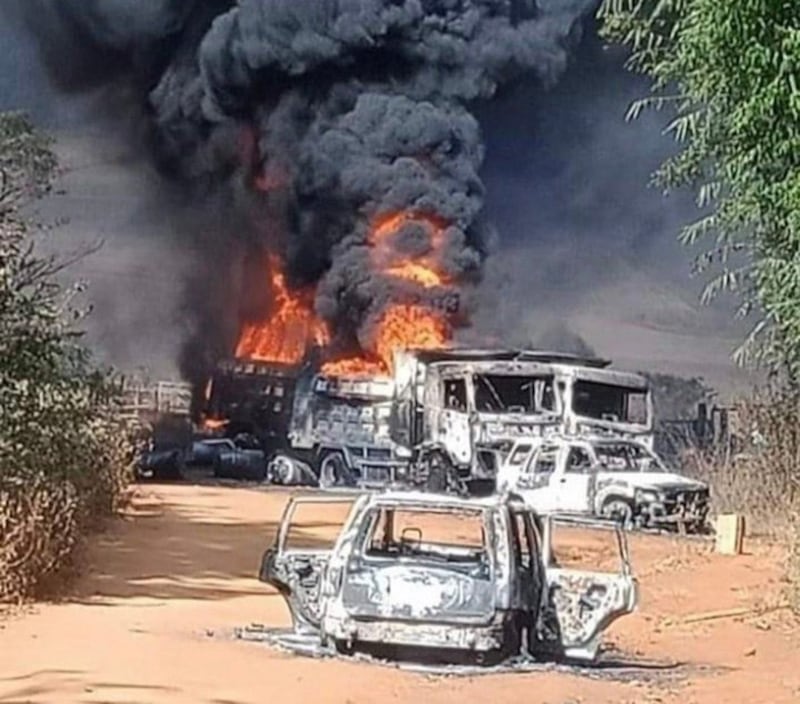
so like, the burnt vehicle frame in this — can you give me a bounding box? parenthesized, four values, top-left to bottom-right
(390, 348, 653, 492)
(203, 348, 653, 494)
(259, 491, 637, 664)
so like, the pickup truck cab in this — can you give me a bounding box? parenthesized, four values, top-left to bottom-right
(496, 436, 710, 533)
(259, 491, 637, 664)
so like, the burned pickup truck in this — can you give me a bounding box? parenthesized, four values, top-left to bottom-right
(258, 491, 637, 664)
(495, 435, 710, 533)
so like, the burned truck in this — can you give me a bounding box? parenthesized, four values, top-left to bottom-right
(390, 349, 653, 491)
(202, 348, 653, 492)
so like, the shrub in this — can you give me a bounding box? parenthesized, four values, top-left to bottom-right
(0, 113, 133, 601)
(681, 387, 800, 610)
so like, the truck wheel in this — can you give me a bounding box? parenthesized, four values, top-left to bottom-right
(601, 497, 634, 529)
(421, 450, 451, 493)
(318, 452, 354, 489)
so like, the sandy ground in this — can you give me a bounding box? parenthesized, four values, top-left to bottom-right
(2, 483, 799, 704)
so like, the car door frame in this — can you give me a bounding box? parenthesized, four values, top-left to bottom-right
(536, 514, 637, 660)
(517, 441, 562, 512)
(436, 372, 474, 466)
(260, 495, 362, 633)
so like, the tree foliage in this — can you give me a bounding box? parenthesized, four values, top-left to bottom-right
(0, 113, 132, 601)
(600, 1, 800, 378)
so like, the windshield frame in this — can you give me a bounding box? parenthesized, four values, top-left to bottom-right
(471, 372, 560, 416)
(568, 378, 652, 430)
(591, 441, 667, 473)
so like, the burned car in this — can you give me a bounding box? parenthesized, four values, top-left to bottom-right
(258, 491, 637, 664)
(496, 435, 710, 533)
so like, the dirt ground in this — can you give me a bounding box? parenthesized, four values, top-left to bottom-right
(1, 483, 799, 704)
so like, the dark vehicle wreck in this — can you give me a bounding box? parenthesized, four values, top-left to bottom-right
(258, 492, 637, 665)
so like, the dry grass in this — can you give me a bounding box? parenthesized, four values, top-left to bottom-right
(682, 390, 799, 533)
(679, 388, 800, 610)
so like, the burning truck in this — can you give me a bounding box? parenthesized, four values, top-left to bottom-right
(201, 346, 653, 493)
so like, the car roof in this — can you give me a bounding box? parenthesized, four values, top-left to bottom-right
(361, 489, 531, 512)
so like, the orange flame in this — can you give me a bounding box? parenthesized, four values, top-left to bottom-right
(374, 304, 451, 370)
(320, 355, 388, 378)
(235, 211, 454, 378)
(201, 417, 229, 432)
(369, 212, 450, 289)
(235, 254, 329, 364)
(321, 303, 451, 377)
(317, 212, 454, 376)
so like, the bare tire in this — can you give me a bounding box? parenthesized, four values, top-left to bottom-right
(318, 452, 354, 489)
(601, 497, 634, 528)
(333, 638, 354, 656)
(420, 451, 450, 493)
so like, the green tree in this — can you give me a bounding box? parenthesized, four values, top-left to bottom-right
(599, 1, 800, 379)
(0, 113, 132, 600)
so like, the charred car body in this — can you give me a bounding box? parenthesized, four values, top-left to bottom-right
(202, 348, 653, 491)
(259, 491, 637, 664)
(496, 436, 710, 533)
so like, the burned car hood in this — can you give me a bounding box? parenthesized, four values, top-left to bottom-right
(600, 471, 706, 492)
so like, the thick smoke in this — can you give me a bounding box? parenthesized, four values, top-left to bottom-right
(10, 0, 599, 386)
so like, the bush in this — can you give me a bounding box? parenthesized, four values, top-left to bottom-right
(683, 389, 799, 530)
(681, 387, 800, 609)
(0, 113, 133, 602)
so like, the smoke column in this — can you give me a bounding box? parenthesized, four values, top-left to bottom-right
(8, 0, 599, 386)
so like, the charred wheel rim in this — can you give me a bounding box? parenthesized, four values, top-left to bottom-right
(270, 454, 295, 485)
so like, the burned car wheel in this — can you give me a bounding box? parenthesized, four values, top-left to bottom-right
(601, 497, 634, 528)
(318, 452, 355, 489)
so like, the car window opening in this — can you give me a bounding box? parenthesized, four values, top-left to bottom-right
(365, 508, 488, 565)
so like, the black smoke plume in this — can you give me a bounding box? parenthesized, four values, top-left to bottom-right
(10, 0, 599, 387)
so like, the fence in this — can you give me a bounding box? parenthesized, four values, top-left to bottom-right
(118, 379, 193, 422)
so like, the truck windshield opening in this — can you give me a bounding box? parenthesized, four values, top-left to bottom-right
(573, 381, 648, 424)
(474, 374, 556, 414)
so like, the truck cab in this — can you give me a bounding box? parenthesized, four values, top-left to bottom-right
(556, 365, 653, 448)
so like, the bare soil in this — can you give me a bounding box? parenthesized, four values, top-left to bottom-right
(1, 483, 798, 704)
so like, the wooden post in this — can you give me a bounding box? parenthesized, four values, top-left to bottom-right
(715, 514, 746, 555)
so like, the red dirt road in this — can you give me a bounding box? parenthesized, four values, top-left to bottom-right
(1, 484, 798, 704)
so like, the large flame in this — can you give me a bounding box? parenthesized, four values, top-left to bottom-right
(235, 254, 329, 364)
(369, 212, 450, 289)
(374, 303, 451, 369)
(318, 212, 453, 376)
(321, 304, 451, 377)
(235, 211, 453, 377)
